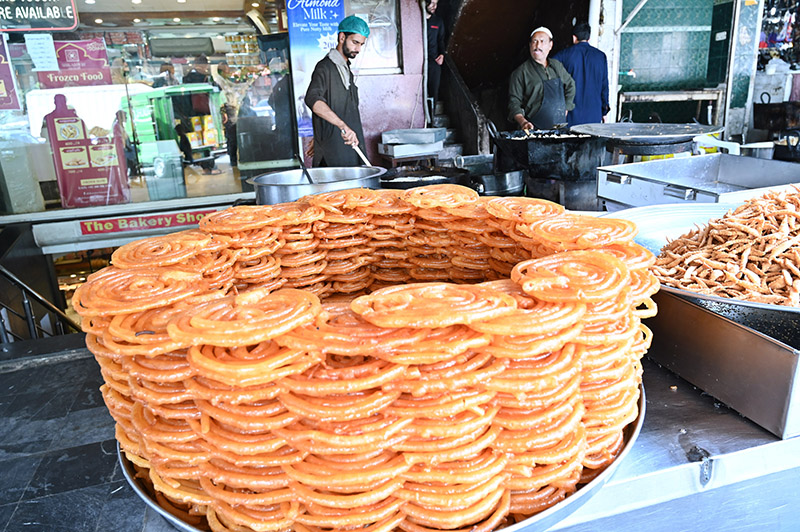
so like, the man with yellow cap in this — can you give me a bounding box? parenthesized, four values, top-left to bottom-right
(508, 26, 576, 131)
(304, 15, 370, 167)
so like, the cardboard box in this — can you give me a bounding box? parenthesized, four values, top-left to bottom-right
(190, 116, 203, 132)
(187, 132, 202, 148)
(203, 128, 219, 146)
(202, 115, 214, 130)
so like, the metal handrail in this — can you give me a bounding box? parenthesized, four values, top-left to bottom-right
(0, 264, 81, 342)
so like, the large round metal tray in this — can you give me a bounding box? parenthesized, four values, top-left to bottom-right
(603, 202, 800, 315)
(571, 123, 722, 145)
(118, 386, 645, 532)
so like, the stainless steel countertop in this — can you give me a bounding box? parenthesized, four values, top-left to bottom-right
(547, 357, 800, 530)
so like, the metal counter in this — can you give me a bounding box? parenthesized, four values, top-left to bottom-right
(548, 357, 800, 531)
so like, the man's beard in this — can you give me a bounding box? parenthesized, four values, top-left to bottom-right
(343, 42, 359, 59)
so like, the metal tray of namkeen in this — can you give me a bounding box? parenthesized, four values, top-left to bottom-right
(604, 202, 800, 439)
(603, 202, 800, 316)
(118, 387, 646, 532)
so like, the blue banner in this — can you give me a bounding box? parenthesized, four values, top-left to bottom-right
(286, 0, 345, 136)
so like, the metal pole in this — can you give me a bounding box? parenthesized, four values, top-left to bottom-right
(0, 312, 9, 344)
(616, 0, 652, 35)
(421, 0, 430, 126)
(123, 69, 142, 176)
(21, 293, 38, 339)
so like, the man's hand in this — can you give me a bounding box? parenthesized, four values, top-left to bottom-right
(435, 54, 444, 66)
(513, 113, 533, 131)
(340, 125, 359, 146)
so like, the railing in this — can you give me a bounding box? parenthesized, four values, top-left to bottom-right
(441, 55, 493, 155)
(0, 264, 81, 343)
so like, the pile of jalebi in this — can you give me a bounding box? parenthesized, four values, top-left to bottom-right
(73, 185, 658, 532)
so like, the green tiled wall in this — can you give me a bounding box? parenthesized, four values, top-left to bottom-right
(619, 0, 714, 91)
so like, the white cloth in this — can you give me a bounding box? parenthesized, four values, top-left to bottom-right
(326, 48, 352, 91)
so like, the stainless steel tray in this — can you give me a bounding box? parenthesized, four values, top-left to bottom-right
(118, 387, 645, 532)
(647, 291, 800, 439)
(605, 202, 800, 315)
(604, 202, 800, 438)
(596, 154, 800, 210)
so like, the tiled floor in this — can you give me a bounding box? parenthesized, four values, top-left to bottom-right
(0, 352, 176, 532)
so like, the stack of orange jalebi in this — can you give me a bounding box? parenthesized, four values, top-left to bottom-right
(73, 184, 658, 532)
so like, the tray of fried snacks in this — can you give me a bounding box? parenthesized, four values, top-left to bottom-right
(119, 388, 645, 532)
(605, 188, 800, 438)
(81, 186, 655, 532)
(606, 191, 800, 313)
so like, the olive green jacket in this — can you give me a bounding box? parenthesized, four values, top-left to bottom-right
(507, 58, 576, 124)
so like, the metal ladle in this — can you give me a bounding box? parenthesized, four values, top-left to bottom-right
(295, 154, 316, 184)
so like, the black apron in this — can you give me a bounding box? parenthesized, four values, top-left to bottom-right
(529, 65, 567, 130)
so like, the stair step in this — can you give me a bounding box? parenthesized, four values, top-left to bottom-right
(439, 143, 464, 162)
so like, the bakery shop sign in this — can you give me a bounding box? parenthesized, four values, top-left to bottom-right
(0, 0, 79, 32)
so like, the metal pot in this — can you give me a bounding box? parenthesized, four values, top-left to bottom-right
(471, 171, 525, 196)
(247, 166, 386, 205)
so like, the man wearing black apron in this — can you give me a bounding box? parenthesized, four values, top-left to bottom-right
(508, 27, 576, 131)
(305, 15, 369, 167)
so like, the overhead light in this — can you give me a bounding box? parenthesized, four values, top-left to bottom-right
(251, 2, 259, 6)
(131, 0, 141, 4)
(84, 0, 95, 4)
(94, 18, 103, 23)
(177, 0, 186, 3)
(173, 17, 181, 22)
(133, 18, 141, 22)
(212, 17, 220, 21)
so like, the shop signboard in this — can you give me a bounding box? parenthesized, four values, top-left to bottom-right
(79, 210, 216, 235)
(43, 93, 130, 208)
(286, 0, 345, 136)
(0, 38, 20, 110)
(37, 38, 111, 88)
(0, 0, 79, 32)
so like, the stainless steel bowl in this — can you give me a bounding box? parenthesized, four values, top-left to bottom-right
(247, 166, 386, 205)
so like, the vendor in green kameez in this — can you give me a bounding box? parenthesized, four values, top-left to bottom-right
(304, 15, 370, 167)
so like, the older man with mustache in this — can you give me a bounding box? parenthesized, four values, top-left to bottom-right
(508, 27, 576, 131)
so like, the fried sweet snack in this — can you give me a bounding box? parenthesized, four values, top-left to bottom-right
(511, 251, 630, 304)
(485, 197, 565, 223)
(351, 282, 518, 328)
(402, 184, 479, 209)
(519, 214, 637, 251)
(73, 267, 207, 317)
(167, 288, 322, 347)
(112, 229, 225, 269)
(76, 184, 655, 532)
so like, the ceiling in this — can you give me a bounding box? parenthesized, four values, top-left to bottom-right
(75, 0, 281, 31)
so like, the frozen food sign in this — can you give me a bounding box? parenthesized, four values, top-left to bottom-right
(0, 0, 79, 32)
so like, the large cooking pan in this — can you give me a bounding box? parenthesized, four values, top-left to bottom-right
(752, 92, 800, 131)
(247, 167, 386, 205)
